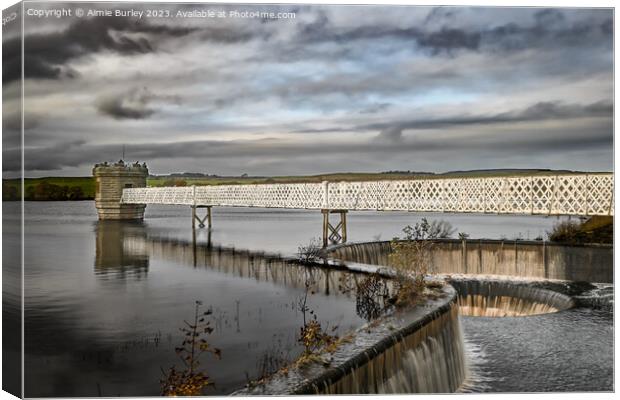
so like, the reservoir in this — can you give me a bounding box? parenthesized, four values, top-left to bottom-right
(5, 202, 612, 396)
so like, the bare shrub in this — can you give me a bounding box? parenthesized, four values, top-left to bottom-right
(296, 273, 338, 363)
(161, 301, 221, 396)
(388, 218, 450, 307)
(297, 238, 324, 263)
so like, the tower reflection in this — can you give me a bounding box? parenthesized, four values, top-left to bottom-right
(94, 221, 149, 279)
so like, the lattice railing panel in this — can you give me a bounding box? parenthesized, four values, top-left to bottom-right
(121, 174, 613, 216)
(193, 183, 325, 209)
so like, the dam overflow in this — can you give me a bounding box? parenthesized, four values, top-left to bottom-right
(449, 279, 574, 317)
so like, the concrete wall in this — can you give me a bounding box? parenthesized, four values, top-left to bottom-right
(234, 286, 463, 395)
(327, 239, 613, 283)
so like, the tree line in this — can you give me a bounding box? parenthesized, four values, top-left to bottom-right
(3, 182, 92, 201)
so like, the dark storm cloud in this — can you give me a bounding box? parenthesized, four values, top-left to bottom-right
(293, 8, 611, 55)
(96, 87, 181, 120)
(295, 15, 481, 54)
(364, 101, 612, 134)
(292, 101, 613, 135)
(3, 16, 197, 83)
(11, 6, 613, 176)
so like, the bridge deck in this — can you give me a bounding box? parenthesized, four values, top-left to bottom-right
(121, 174, 614, 216)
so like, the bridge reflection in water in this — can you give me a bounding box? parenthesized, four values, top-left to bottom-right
(93, 221, 393, 319)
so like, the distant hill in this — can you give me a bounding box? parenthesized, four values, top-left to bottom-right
(441, 168, 578, 176)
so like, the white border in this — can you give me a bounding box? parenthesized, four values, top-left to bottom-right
(0, 1, 616, 400)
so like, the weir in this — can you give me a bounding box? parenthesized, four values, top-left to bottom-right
(450, 279, 574, 317)
(235, 286, 467, 395)
(326, 240, 613, 283)
(318, 304, 466, 394)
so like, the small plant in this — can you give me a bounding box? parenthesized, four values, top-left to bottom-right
(160, 301, 221, 396)
(296, 273, 338, 363)
(547, 217, 612, 244)
(297, 238, 324, 263)
(547, 220, 582, 243)
(298, 319, 338, 357)
(388, 218, 452, 307)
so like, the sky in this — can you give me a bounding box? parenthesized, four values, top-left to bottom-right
(2, 2, 614, 177)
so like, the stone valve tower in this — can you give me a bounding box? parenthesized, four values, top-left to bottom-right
(92, 160, 148, 220)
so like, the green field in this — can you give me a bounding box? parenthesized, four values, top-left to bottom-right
(3, 177, 96, 201)
(2, 169, 605, 201)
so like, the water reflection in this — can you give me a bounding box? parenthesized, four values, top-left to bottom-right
(94, 221, 149, 279)
(95, 221, 368, 298)
(73, 220, 395, 396)
(94, 221, 399, 322)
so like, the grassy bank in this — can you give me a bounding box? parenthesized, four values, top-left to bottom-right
(3, 177, 95, 201)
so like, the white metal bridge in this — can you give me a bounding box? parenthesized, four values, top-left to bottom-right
(122, 174, 613, 216)
(121, 174, 613, 246)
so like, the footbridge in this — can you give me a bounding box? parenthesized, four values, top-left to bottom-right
(118, 173, 614, 247)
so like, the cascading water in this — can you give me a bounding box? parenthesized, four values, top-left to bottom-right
(450, 279, 574, 317)
(238, 243, 587, 395)
(317, 303, 467, 394)
(321, 242, 611, 393)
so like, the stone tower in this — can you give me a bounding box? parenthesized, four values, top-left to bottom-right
(92, 161, 148, 220)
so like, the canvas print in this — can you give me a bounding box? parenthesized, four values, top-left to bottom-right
(1, 1, 614, 398)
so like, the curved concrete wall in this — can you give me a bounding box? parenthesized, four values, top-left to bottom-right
(234, 286, 465, 395)
(327, 239, 612, 283)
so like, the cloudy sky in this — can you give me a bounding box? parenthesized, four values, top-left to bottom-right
(2, 3, 614, 177)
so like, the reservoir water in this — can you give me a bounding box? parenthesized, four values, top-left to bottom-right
(4, 202, 613, 396)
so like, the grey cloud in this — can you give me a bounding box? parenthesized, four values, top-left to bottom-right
(12, 117, 611, 174)
(4, 16, 197, 83)
(360, 103, 392, 114)
(364, 101, 612, 134)
(296, 22, 481, 54)
(291, 101, 612, 137)
(8, 6, 613, 177)
(3, 111, 42, 131)
(96, 87, 180, 120)
(293, 8, 610, 56)
(374, 127, 404, 143)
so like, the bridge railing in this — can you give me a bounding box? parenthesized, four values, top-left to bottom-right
(121, 173, 614, 216)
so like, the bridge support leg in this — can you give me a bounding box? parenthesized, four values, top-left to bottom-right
(322, 209, 348, 248)
(192, 205, 212, 229)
